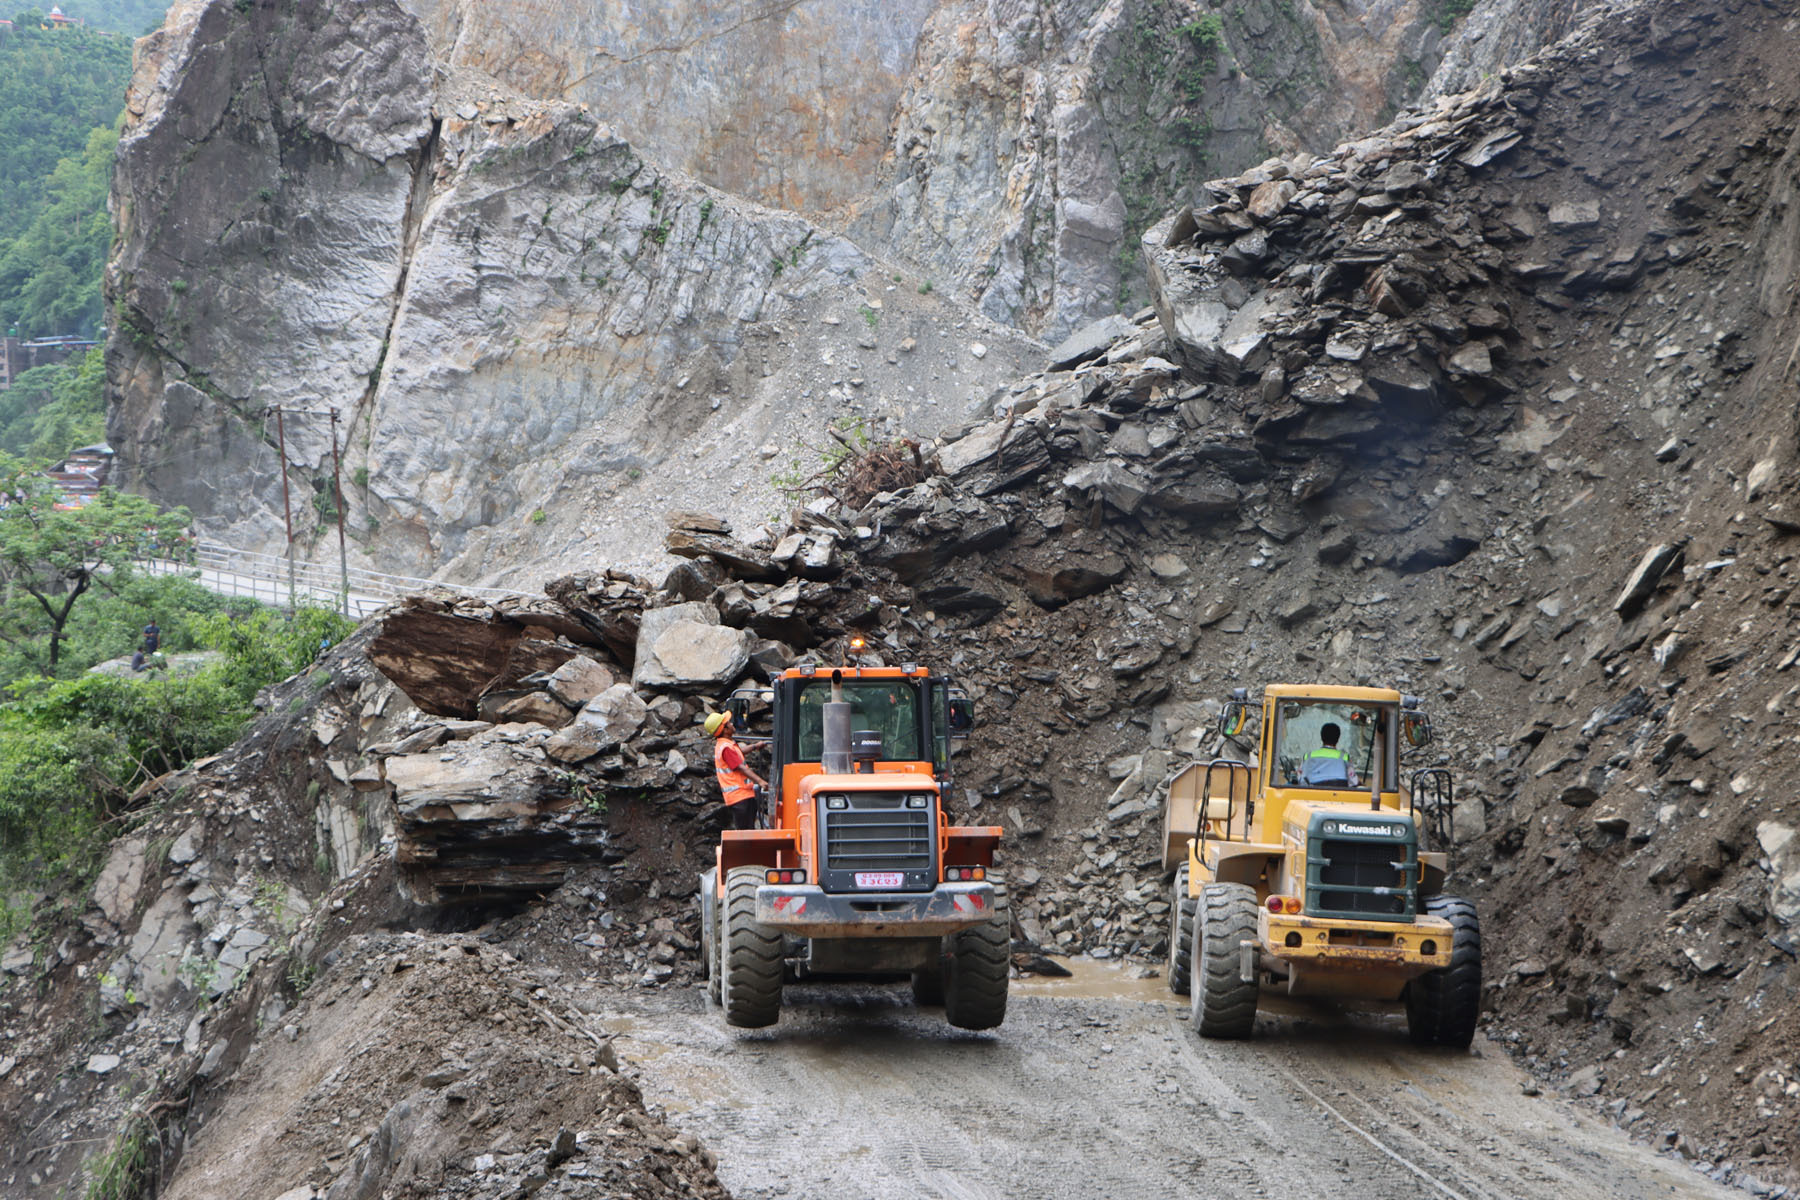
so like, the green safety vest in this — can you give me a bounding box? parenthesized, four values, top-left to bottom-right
(1304, 746, 1349, 783)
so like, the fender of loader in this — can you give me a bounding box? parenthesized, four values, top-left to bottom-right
(718, 829, 801, 881)
(944, 824, 1002, 865)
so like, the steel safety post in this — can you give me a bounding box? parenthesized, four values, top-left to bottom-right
(271, 404, 297, 610)
(329, 407, 348, 617)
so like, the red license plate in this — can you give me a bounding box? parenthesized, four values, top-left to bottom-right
(855, 872, 904, 889)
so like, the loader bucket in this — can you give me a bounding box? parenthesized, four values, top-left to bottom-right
(1162, 758, 1253, 869)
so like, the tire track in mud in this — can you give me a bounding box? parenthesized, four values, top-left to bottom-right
(597, 973, 1740, 1200)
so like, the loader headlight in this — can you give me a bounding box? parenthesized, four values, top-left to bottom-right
(825, 796, 847, 810)
(906, 795, 929, 808)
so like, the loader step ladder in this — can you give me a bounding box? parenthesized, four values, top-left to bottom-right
(1408, 768, 1455, 859)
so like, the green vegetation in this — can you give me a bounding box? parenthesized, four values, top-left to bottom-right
(0, 124, 116, 338)
(0, 18, 129, 248)
(0, 599, 354, 900)
(0, 343, 104, 459)
(82, 1110, 157, 1200)
(0, 449, 354, 901)
(0, 453, 192, 671)
(49, 2, 173, 37)
(0, 14, 134, 465)
(1430, 0, 1476, 31)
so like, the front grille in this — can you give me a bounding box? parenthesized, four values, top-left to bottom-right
(820, 793, 933, 891)
(1313, 837, 1411, 918)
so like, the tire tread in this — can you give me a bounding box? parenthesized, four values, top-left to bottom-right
(1191, 882, 1258, 1039)
(944, 880, 1010, 1030)
(722, 866, 783, 1028)
(1405, 895, 1481, 1048)
(1167, 864, 1195, 996)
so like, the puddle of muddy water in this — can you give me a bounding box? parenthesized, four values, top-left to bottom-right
(1013, 957, 1182, 1006)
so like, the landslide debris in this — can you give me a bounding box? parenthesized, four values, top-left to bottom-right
(0, 627, 727, 1200)
(10, 0, 1800, 1195)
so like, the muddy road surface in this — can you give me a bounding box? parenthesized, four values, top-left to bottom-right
(599, 963, 1734, 1200)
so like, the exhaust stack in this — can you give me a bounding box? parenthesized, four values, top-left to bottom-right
(822, 671, 852, 774)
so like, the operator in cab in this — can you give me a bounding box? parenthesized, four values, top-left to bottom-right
(1302, 722, 1360, 787)
(705, 710, 767, 829)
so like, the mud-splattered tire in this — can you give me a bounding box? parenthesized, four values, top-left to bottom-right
(1167, 864, 1195, 996)
(944, 880, 1009, 1030)
(1405, 895, 1482, 1049)
(721, 866, 782, 1028)
(1191, 883, 1258, 1039)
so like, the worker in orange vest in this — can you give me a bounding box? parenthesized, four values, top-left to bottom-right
(705, 711, 766, 829)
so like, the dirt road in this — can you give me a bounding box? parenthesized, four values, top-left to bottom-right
(600, 963, 1735, 1200)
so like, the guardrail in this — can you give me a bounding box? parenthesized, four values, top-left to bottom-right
(136, 539, 530, 620)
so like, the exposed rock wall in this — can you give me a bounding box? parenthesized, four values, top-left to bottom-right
(108, 0, 1565, 576)
(107, 0, 1044, 581)
(397, 0, 1469, 341)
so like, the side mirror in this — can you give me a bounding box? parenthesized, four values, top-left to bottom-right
(1218, 702, 1249, 738)
(946, 693, 974, 736)
(1403, 712, 1434, 747)
(728, 695, 751, 726)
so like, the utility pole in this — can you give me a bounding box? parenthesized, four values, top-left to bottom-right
(329, 407, 348, 617)
(272, 404, 296, 610)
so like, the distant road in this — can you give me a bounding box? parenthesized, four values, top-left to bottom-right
(136, 540, 528, 619)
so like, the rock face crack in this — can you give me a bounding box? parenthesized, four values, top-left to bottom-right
(360, 115, 445, 427)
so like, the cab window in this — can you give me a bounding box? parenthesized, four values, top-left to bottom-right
(1274, 701, 1396, 790)
(795, 681, 923, 761)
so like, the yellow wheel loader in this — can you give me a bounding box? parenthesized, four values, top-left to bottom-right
(1163, 684, 1480, 1046)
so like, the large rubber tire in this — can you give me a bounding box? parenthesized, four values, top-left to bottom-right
(1167, 864, 1195, 996)
(944, 880, 1010, 1030)
(698, 870, 721, 1004)
(1405, 895, 1482, 1048)
(1191, 883, 1259, 1039)
(721, 866, 783, 1028)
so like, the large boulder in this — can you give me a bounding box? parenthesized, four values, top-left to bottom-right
(574, 683, 650, 748)
(546, 656, 617, 708)
(632, 603, 753, 690)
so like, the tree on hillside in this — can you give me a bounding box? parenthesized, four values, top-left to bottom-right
(0, 17, 130, 245)
(0, 453, 191, 671)
(56, 1, 171, 37)
(0, 345, 106, 460)
(0, 124, 115, 337)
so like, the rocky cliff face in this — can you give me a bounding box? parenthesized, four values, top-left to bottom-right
(107, 0, 1045, 583)
(391, 0, 1473, 341)
(106, 0, 1546, 578)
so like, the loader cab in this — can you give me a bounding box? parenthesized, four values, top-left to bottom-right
(1252, 685, 1407, 840)
(732, 665, 971, 829)
(1271, 698, 1398, 793)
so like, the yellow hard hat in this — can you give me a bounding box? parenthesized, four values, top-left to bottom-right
(703, 711, 731, 735)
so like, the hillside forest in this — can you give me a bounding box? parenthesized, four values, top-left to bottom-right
(0, 10, 131, 461)
(0, 4, 334, 926)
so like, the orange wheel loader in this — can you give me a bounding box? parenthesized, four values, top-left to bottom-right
(697, 662, 1009, 1030)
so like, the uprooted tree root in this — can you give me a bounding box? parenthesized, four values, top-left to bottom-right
(778, 426, 933, 511)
